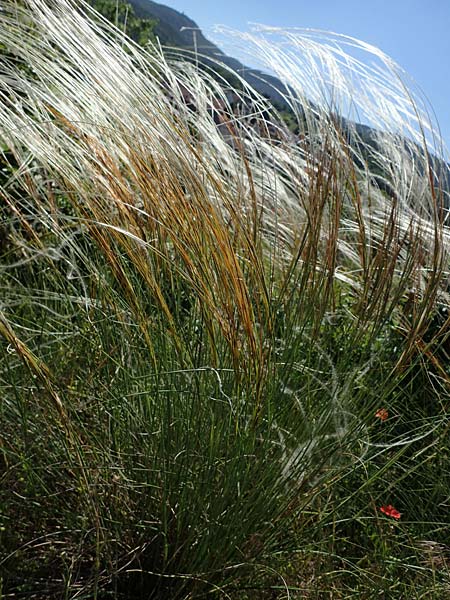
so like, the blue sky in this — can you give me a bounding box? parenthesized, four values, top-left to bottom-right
(159, 0, 450, 150)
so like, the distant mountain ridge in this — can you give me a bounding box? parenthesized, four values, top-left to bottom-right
(95, 0, 450, 212)
(129, 0, 206, 47)
(128, 0, 291, 104)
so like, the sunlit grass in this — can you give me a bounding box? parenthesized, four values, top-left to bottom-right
(0, 0, 449, 597)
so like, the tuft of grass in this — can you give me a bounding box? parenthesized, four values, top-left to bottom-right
(0, 1, 449, 598)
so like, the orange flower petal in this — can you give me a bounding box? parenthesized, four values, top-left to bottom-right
(375, 408, 388, 421)
(380, 504, 401, 519)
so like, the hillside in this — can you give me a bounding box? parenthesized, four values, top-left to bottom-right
(120, 1, 450, 209)
(127, 0, 293, 103)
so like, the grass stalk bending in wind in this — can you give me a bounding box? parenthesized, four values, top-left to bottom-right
(0, 0, 449, 597)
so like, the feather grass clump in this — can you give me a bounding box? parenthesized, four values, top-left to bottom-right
(0, 1, 449, 597)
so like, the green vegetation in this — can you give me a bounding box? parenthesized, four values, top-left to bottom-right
(88, 0, 157, 45)
(1, 1, 449, 598)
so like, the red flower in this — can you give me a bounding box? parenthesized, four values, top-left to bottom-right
(379, 504, 401, 519)
(375, 408, 388, 421)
